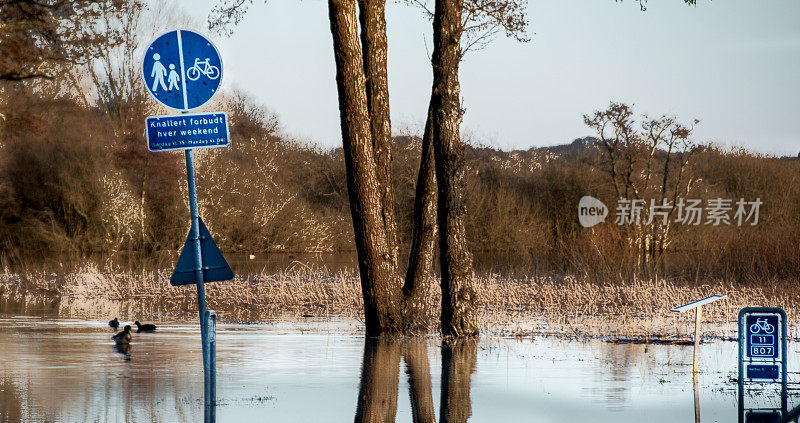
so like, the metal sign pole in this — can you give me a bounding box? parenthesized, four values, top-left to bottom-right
(142, 29, 227, 414)
(693, 371, 700, 423)
(185, 147, 213, 406)
(738, 314, 745, 423)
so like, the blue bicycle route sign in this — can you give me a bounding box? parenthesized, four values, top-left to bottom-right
(738, 308, 786, 385)
(746, 314, 779, 359)
(146, 112, 229, 152)
(737, 308, 788, 422)
(141, 29, 222, 111)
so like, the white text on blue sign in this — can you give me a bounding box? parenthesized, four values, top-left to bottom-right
(146, 112, 230, 152)
(745, 315, 779, 359)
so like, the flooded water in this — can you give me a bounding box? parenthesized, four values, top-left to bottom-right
(0, 250, 560, 277)
(1, 312, 797, 422)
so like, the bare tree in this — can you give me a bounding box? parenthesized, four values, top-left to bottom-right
(401, 4, 529, 330)
(0, 0, 126, 81)
(429, 0, 476, 336)
(328, 0, 407, 335)
(406, 0, 529, 54)
(409, 0, 529, 336)
(79, 0, 148, 125)
(210, 0, 529, 337)
(211, 0, 447, 335)
(584, 102, 698, 275)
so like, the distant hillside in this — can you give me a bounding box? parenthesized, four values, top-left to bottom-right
(535, 136, 600, 158)
(3, 88, 800, 283)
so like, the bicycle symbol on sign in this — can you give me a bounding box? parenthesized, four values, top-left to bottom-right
(186, 58, 220, 81)
(750, 317, 775, 334)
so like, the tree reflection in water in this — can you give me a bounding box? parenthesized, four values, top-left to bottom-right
(406, 339, 435, 423)
(440, 339, 477, 423)
(354, 337, 477, 423)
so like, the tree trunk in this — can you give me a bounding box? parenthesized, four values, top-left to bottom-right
(402, 101, 438, 331)
(328, 0, 402, 335)
(329, 0, 443, 335)
(430, 0, 478, 337)
(358, 0, 399, 270)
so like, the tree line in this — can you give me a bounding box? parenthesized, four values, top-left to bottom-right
(2, 85, 798, 283)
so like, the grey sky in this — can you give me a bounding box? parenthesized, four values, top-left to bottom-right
(180, 0, 800, 155)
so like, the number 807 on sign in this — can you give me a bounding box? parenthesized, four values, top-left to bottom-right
(751, 345, 774, 357)
(746, 315, 779, 359)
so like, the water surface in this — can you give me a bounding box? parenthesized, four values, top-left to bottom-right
(2, 312, 795, 422)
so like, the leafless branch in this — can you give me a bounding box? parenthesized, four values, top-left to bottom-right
(404, 0, 530, 57)
(209, 0, 266, 36)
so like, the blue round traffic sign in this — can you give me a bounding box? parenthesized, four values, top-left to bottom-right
(142, 29, 223, 111)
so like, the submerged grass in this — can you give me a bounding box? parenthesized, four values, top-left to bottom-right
(0, 265, 796, 339)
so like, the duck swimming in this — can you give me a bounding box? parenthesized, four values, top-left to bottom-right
(109, 318, 119, 330)
(112, 325, 132, 344)
(134, 321, 157, 332)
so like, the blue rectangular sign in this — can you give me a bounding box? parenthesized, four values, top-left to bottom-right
(745, 410, 781, 423)
(745, 315, 779, 359)
(146, 112, 229, 152)
(746, 364, 780, 380)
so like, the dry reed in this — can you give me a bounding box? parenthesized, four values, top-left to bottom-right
(1, 267, 796, 340)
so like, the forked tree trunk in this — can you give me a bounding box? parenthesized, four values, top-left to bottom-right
(430, 0, 478, 337)
(330, 0, 470, 336)
(328, 0, 402, 335)
(330, 0, 440, 335)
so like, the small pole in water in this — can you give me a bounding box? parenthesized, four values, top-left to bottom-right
(208, 309, 217, 404)
(693, 306, 702, 423)
(670, 294, 726, 423)
(693, 305, 702, 374)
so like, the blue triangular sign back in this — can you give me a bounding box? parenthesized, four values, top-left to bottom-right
(170, 217, 234, 286)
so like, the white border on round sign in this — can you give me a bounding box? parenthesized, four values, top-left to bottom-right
(140, 28, 224, 112)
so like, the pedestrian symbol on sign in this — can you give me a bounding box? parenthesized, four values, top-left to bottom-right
(141, 29, 223, 111)
(150, 53, 167, 92)
(167, 64, 180, 90)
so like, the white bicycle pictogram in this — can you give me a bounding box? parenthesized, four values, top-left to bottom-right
(186, 58, 220, 81)
(750, 318, 775, 334)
